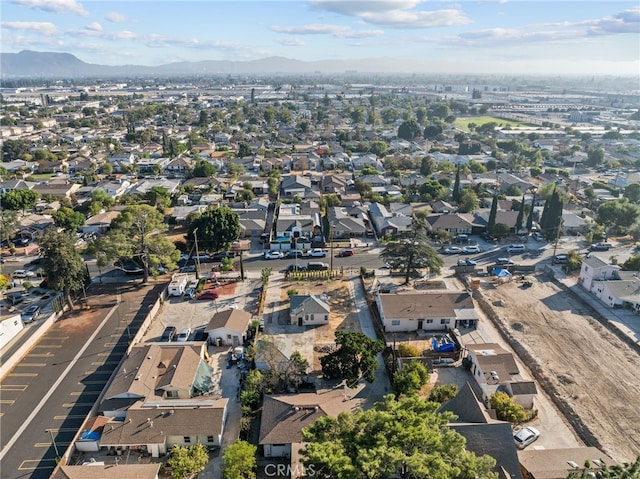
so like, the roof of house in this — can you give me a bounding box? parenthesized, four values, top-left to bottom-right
(378, 291, 475, 319)
(426, 214, 473, 230)
(205, 309, 252, 333)
(466, 344, 520, 383)
(518, 447, 617, 479)
(438, 382, 493, 424)
(508, 381, 538, 395)
(83, 210, 120, 226)
(450, 422, 523, 479)
(259, 389, 361, 445)
(582, 254, 612, 269)
(601, 278, 640, 300)
(99, 399, 227, 446)
(290, 294, 330, 316)
(53, 464, 161, 479)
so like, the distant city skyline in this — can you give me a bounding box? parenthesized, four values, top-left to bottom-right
(1, 0, 639, 76)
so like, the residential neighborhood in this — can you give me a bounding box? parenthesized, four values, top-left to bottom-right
(1, 75, 640, 479)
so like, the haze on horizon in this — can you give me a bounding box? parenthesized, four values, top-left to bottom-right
(0, 0, 639, 77)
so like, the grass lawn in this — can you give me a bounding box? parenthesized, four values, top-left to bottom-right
(454, 116, 534, 131)
(28, 173, 54, 181)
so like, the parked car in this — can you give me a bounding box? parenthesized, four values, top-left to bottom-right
(176, 327, 191, 342)
(590, 243, 612, 251)
(196, 290, 219, 300)
(513, 426, 540, 449)
(495, 257, 515, 265)
(287, 250, 307, 258)
(553, 254, 568, 264)
(462, 245, 481, 254)
(337, 249, 354, 257)
(211, 251, 235, 261)
(533, 232, 544, 241)
(443, 246, 462, 255)
(184, 287, 196, 299)
(264, 250, 284, 260)
(287, 264, 307, 272)
(12, 269, 36, 279)
(454, 234, 469, 244)
(160, 326, 177, 342)
(506, 244, 526, 254)
(21, 305, 40, 323)
(457, 258, 477, 266)
(309, 248, 328, 257)
(193, 329, 208, 342)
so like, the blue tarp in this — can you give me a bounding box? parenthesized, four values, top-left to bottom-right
(79, 429, 100, 441)
(494, 269, 512, 277)
(432, 336, 456, 353)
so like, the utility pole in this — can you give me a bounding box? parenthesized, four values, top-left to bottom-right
(552, 219, 564, 259)
(193, 228, 201, 280)
(329, 221, 335, 274)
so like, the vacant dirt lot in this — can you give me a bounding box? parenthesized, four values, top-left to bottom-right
(479, 274, 640, 462)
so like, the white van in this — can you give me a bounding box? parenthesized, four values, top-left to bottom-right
(168, 275, 188, 296)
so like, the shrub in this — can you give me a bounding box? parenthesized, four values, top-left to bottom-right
(392, 361, 430, 396)
(428, 384, 459, 403)
(287, 288, 298, 296)
(398, 343, 421, 357)
(490, 391, 528, 423)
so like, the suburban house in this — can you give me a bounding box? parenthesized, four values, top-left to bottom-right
(81, 211, 120, 235)
(205, 309, 252, 347)
(465, 343, 533, 404)
(0, 179, 36, 194)
(32, 180, 81, 200)
(52, 463, 160, 479)
(289, 294, 330, 326)
(425, 213, 474, 235)
(254, 339, 290, 373)
(578, 254, 620, 291)
(281, 175, 314, 199)
(326, 206, 368, 238)
(275, 203, 321, 241)
(368, 202, 413, 236)
(232, 208, 268, 238)
(518, 447, 617, 479)
(93, 343, 227, 458)
(95, 179, 131, 197)
(375, 291, 478, 332)
(164, 156, 194, 176)
(129, 178, 180, 196)
(17, 213, 55, 240)
(439, 383, 523, 479)
(258, 389, 362, 459)
(321, 174, 347, 194)
(590, 274, 640, 310)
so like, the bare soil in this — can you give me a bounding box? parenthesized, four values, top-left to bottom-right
(479, 274, 640, 462)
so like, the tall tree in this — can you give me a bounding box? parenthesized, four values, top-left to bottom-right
(458, 188, 479, 213)
(623, 183, 640, 204)
(301, 394, 498, 479)
(597, 199, 640, 233)
(145, 186, 171, 211)
(186, 206, 241, 253)
(39, 230, 87, 309)
(320, 331, 383, 388)
(381, 218, 443, 284)
(515, 195, 526, 232)
(1, 189, 39, 213)
(526, 191, 536, 231)
(397, 119, 422, 141)
(419, 156, 434, 176)
(222, 440, 257, 479)
(167, 444, 209, 479)
(487, 195, 498, 235)
(452, 165, 461, 203)
(0, 208, 18, 245)
(52, 206, 86, 232)
(99, 204, 178, 283)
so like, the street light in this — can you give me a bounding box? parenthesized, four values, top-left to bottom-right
(46, 429, 60, 458)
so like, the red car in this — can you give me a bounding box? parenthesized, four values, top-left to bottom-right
(196, 290, 219, 300)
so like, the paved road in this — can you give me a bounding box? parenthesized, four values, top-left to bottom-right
(0, 283, 163, 479)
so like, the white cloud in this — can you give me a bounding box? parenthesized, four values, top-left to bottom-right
(85, 22, 102, 32)
(309, 0, 423, 15)
(271, 23, 383, 38)
(280, 37, 305, 46)
(11, 0, 88, 17)
(1, 21, 58, 36)
(105, 12, 135, 24)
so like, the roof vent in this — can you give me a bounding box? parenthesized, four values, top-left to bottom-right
(135, 376, 140, 380)
(293, 406, 300, 412)
(148, 356, 152, 360)
(567, 462, 579, 469)
(592, 460, 603, 468)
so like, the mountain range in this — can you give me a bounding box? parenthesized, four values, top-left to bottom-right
(1, 50, 481, 79)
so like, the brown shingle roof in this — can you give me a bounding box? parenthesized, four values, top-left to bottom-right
(205, 309, 252, 333)
(53, 464, 160, 479)
(378, 291, 474, 319)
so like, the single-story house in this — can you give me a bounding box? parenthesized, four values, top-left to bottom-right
(465, 343, 523, 402)
(81, 211, 120, 235)
(205, 309, 252, 346)
(289, 294, 330, 326)
(519, 447, 617, 479)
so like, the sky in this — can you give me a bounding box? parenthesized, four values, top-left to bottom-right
(1, 0, 639, 76)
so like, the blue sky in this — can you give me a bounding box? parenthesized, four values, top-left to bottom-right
(1, 0, 639, 75)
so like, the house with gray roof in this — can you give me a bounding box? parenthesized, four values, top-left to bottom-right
(368, 202, 413, 236)
(327, 206, 368, 238)
(205, 309, 252, 346)
(289, 294, 330, 326)
(425, 213, 473, 235)
(579, 254, 620, 291)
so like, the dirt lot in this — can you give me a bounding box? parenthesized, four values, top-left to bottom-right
(479, 273, 640, 462)
(278, 278, 361, 372)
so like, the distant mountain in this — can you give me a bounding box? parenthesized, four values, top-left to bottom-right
(1, 50, 476, 79)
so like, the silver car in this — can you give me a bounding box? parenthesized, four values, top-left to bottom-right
(21, 305, 40, 323)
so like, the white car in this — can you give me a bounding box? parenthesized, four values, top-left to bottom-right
(462, 245, 481, 254)
(264, 251, 284, 260)
(506, 244, 526, 254)
(309, 248, 328, 257)
(514, 426, 540, 449)
(13, 270, 36, 279)
(443, 246, 463, 255)
(176, 327, 191, 342)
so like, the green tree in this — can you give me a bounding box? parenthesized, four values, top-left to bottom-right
(458, 188, 479, 213)
(397, 119, 422, 141)
(452, 165, 461, 203)
(487, 195, 498, 235)
(167, 443, 209, 479)
(526, 191, 537, 231)
(515, 195, 525, 232)
(192, 160, 217, 177)
(493, 223, 510, 240)
(89, 189, 116, 216)
(1, 189, 39, 213)
(238, 142, 252, 158)
(597, 200, 640, 233)
(100, 204, 178, 283)
(370, 140, 388, 157)
(222, 440, 257, 479)
(101, 162, 113, 175)
(301, 394, 498, 479)
(0, 208, 18, 245)
(419, 156, 434, 176)
(187, 206, 241, 253)
(146, 186, 171, 211)
(39, 230, 87, 309)
(52, 206, 86, 232)
(320, 331, 383, 388)
(392, 361, 430, 396)
(586, 146, 605, 167)
(2, 138, 30, 161)
(428, 384, 459, 403)
(490, 392, 528, 423)
(505, 185, 523, 196)
(418, 180, 446, 202)
(624, 183, 640, 204)
(381, 219, 443, 284)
